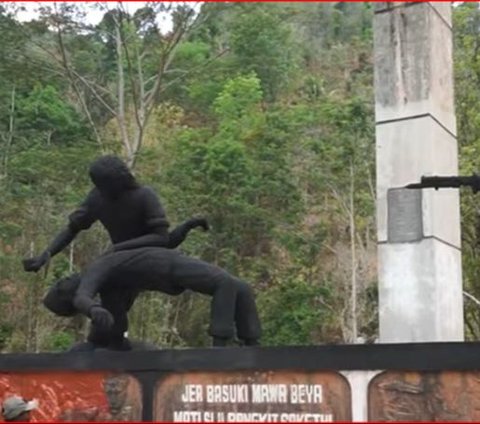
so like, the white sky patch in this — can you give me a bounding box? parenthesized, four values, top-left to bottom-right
(13, 1, 178, 33)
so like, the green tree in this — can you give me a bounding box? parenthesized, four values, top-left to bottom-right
(228, 4, 297, 101)
(17, 84, 84, 145)
(453, 3, 480, 339)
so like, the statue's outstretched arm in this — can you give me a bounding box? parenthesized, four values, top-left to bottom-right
(73, 259, 114, 331)
(112, 218, 209, 252)
(167, 217, 209, 249)
(47, 226, 79, 256)
(23, 226, 80, 272)
(23, 190, 98, 273)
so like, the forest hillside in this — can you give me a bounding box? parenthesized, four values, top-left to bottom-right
(0, 2, 478, 352)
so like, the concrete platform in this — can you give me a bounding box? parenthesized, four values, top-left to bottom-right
(2, 342, 480, 421)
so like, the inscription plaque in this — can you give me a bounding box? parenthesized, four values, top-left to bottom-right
(154, 371, 351, 422)
(387, 188, 423, 243)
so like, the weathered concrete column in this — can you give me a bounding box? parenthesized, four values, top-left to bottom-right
(374, 2, 464, 342)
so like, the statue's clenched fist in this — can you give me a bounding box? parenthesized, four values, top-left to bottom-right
(22, 251, 50, 273)
(188, 217, 209, 232)
(89, 306, 114, 331)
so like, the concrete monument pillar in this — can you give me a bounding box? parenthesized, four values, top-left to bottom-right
(374, 2, 464, 342)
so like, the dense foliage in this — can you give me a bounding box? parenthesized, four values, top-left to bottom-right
(0, 2, 476, 352)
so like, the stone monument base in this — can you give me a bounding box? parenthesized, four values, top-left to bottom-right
(0, 343, 479, 421)
(68, 339, 159, 352)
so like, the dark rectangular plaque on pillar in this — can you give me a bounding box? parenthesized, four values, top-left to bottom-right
(387, 188, 423, 243)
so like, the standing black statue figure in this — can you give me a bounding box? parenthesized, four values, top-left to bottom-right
(23, 155, 175, 271)
(43, 241, 261, 347)
(23, 155, 206, 349)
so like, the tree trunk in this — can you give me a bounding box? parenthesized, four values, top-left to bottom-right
(69, 242, 74, 273)
(46, 129, 54, 147)
(115, 23, 133, 162)
(2, 85, 15, 178)
(349, 161, 358, 343)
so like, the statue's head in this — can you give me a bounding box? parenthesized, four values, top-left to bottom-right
(89, 155, 138, 198)
(43, 274, 81, 317)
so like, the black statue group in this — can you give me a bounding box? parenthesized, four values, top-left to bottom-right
(23, 155, 261, 351)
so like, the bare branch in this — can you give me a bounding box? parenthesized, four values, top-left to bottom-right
(326, 182, 351, 217)
(113, 18, 132, 160)
(464, 290, 480, 307)
(144, 6, 196, 110)
(119, 13, 143, 131)
(2, 86, 16, 178)
(72, 74, 116, 98)
(70, 69, 117, 116)
(52, 4, 104, 148)
(158, 48, 229, 95)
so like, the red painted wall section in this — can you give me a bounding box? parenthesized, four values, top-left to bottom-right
(0, 372, 142, 422)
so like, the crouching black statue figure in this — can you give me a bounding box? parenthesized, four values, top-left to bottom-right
(45, 217, 209, 352)
(43, 243, 262, 348)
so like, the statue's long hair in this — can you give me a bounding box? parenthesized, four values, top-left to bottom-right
(89, 155, 139, 197)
